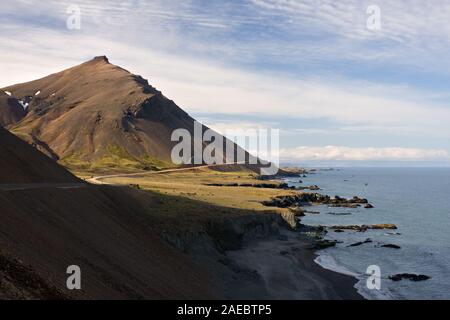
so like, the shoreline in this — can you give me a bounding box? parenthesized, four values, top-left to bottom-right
(215, 228, 364, 300)
(278, 170, 391, 300)
(90, 167, 365, 299)
(314, 252, 394, 300)
(266, 171, 365, 300)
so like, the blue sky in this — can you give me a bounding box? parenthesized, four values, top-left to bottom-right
(1, 0, 450, 164)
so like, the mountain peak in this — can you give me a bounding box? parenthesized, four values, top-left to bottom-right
(1, 57, 246, 171)
(1, 57, 196, 168)
(92, 55, 109, 63)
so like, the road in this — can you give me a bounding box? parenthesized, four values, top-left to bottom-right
(87, 162, 247, 185)
(0, 163, 248, 190)
(0, 183, 86, 191)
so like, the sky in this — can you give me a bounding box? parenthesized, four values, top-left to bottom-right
(1, 0, 450, 165)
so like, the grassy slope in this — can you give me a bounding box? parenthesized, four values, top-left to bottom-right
(60, 145, 173, 174)
(99, 167, 299, 228)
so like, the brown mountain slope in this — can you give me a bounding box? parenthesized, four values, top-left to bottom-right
(0, 91, 26, 127)
(3, 56, 242, 171)
(0, 122, 214, 299)
(0, 126, 78, 183)
(0, 186, 215, 299)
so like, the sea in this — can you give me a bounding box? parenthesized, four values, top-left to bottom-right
(284, 167, 450, 300)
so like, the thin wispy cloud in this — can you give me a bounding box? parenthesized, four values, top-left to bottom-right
(280, 146, 450, 162)
(1, 0, 449, 163)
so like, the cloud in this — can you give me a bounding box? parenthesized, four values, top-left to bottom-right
(1, 27, 449, 141)
(250, 0, 450, 43)
(201, 120, 277, 133)
(280, 146, 450, 161)
(1, 1, 450, 158)
(5, 0, 450, 72)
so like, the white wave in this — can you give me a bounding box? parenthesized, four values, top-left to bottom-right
(314, 253, 395, 300)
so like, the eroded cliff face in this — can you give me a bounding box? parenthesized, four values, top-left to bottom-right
(160, 213, 291, 255)
(157, 212, 296, 300)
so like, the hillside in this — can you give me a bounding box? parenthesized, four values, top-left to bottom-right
(0, 186, 216, 299)
(0, 91, 25, 127)
(2, 56, 246, 172)
(0, 126, 78, 183)
(0, 122, 214, 299)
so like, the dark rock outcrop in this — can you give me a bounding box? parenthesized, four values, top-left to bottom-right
(381, 244, 401, 249)
(262, 193, 370, 209)
(348, 239, 373, 247)
(297, 185, 321, 191)
(315, 239, 340, 250)
(329, 224, 398, 232)
(206, 182, 297, 190)
(389, 274, 431, 282)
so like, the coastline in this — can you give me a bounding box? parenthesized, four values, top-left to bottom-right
(258, 170, 365, 300)
(93, 166, 365, 300)
(279, 168, 395, 300)
(314, 253, 394, 300)
(220, 228, 363, 300)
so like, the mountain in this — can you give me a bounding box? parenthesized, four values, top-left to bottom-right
(0, 126, 78, 183)
(0, 123, 213, 299)
(0, 91, 26, 127)
(2, 56, 243, 171)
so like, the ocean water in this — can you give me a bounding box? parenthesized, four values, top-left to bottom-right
(285, 167, 450, 300)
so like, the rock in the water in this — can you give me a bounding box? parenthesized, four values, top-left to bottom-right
(297, 185, 322, 191)
(326, 212, 352, 216)
(381, 244, 401, 249)
(371, 224, 398, 230)
(351, 196, 369, 204)
(304, 210, 320, 215)
(329, 203, 360, 208)
(389, 274, 431, 282)
(348, 238, 372, 247)
(364, 204, 374, 209)
(315, 239, 339, 250)
(262, 193, 371, 209)
(330, 224, 397, 232)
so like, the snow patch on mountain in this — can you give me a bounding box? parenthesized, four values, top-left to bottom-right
(19, 100, 29, 110)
